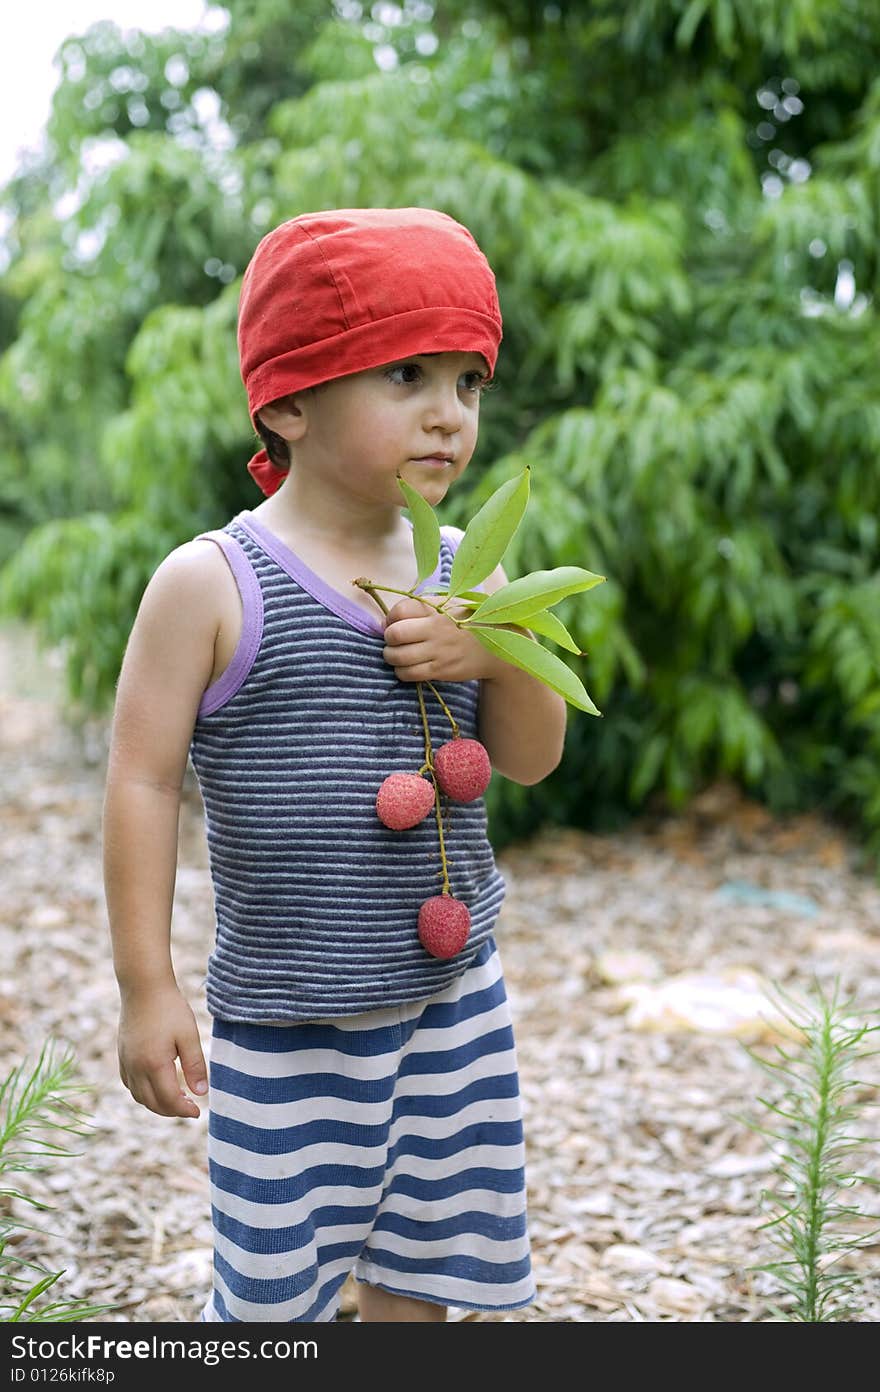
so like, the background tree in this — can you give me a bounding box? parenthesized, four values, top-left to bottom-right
(1, 0, 878, 858)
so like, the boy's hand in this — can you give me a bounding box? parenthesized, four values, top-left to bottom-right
(118, 983, 208, 1119)
(382, 597, 506, 684)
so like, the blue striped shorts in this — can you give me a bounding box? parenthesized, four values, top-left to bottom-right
(201, 938, 535, 1321)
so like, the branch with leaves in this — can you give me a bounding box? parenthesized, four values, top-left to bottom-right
(353, 465, 607, 957)
(353, 465, 606, 715)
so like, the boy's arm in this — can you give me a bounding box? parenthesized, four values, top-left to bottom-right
(103, 540, 228, 1118)
(476, 562, 567, 786)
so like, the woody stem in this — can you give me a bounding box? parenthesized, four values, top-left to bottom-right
(356, 581, 391, 616)
(425, 683, 460, 737)
(417, 682, 451, 896)
(359, 577, 452, 896)
(354, 578, 473, 623)
(354, 582, 463, 739)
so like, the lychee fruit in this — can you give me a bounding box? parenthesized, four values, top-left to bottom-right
(418, 894, 471, 959)
(376, 772, 436, 830)
(433, 737, 492, 802)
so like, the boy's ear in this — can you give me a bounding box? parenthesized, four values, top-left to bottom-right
(257, 394, 309, 442)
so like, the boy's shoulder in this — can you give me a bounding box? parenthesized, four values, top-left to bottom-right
(155, 533, 234, 581)
(142, 533, 238, 619)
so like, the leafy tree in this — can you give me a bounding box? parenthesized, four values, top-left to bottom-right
(1, 0, 879, 859)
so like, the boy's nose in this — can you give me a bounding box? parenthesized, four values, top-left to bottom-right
(423, 384, 464, 432)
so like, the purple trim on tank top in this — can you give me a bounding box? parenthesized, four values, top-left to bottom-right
(235, 510, 449, 637)
(195, 516, 467, 718)
(195, 531, 265, 718)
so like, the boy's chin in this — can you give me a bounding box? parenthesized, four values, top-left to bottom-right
(402, 465, 458, 489)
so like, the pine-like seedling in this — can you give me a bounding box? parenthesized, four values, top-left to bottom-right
(743, 980, 880, 1322)
(0, 1042, 110, 1322)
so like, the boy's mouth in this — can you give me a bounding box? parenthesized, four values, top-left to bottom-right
(411, 454, 455, 467)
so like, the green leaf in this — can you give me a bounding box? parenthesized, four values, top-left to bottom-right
(397, 475, 441, 583)
(10, 1270, 63, 1320)
(464, 566, 605, 625)
(517, 607, 582, 653)
(419, 585, 487, 603)
(447, 466, 530, 596)
(470, 624, 601, 714)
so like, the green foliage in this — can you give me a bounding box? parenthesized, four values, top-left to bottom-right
(743, 982, 880, 1321)
(1, 0, 880, 856)
(46, 21, 226, 174)
(0, 512, 180, 710)
(361, 467, 605, 714)
(446, 466, 531, 596)
(395, 476, 442, 584)
(1, 1044, 109, 1322)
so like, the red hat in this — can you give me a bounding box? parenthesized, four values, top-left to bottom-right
(237, 207, 503, 494)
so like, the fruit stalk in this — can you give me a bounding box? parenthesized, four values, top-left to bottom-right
(425, 682, 460, 738)
(416, 681, 451, 895)
(353, 582, 463, 740)
(359, 578, 453, 895)
(360, 576, 487, 959)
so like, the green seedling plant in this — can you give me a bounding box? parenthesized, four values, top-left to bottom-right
(743, 979, 880, 1322)
(1, 1042, 110, 1322)
(353, 466, 606, 955)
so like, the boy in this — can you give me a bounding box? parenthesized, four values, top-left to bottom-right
(103, 207, 566, 1321)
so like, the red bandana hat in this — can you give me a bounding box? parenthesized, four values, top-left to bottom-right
(237, 207, 503, 495)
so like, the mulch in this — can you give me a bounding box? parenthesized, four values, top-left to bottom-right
(2, 623, 879, 1323)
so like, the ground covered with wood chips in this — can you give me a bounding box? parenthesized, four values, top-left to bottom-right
(2, 623, 880, 1323)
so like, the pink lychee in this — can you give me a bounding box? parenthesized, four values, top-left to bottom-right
(433, 738, 492, 802)
(418, 895, 472, 959)
(376, 772, 435, 830)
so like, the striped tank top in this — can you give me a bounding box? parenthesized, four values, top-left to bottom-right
(188, 510, 507, 1023)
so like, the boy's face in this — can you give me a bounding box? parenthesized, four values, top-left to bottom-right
(261, 351, 490, 511)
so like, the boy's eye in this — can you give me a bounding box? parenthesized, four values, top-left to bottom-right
(383, 362, 492, 393)
(461, 371, 491, 393)
(385, 362, 422, 385)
